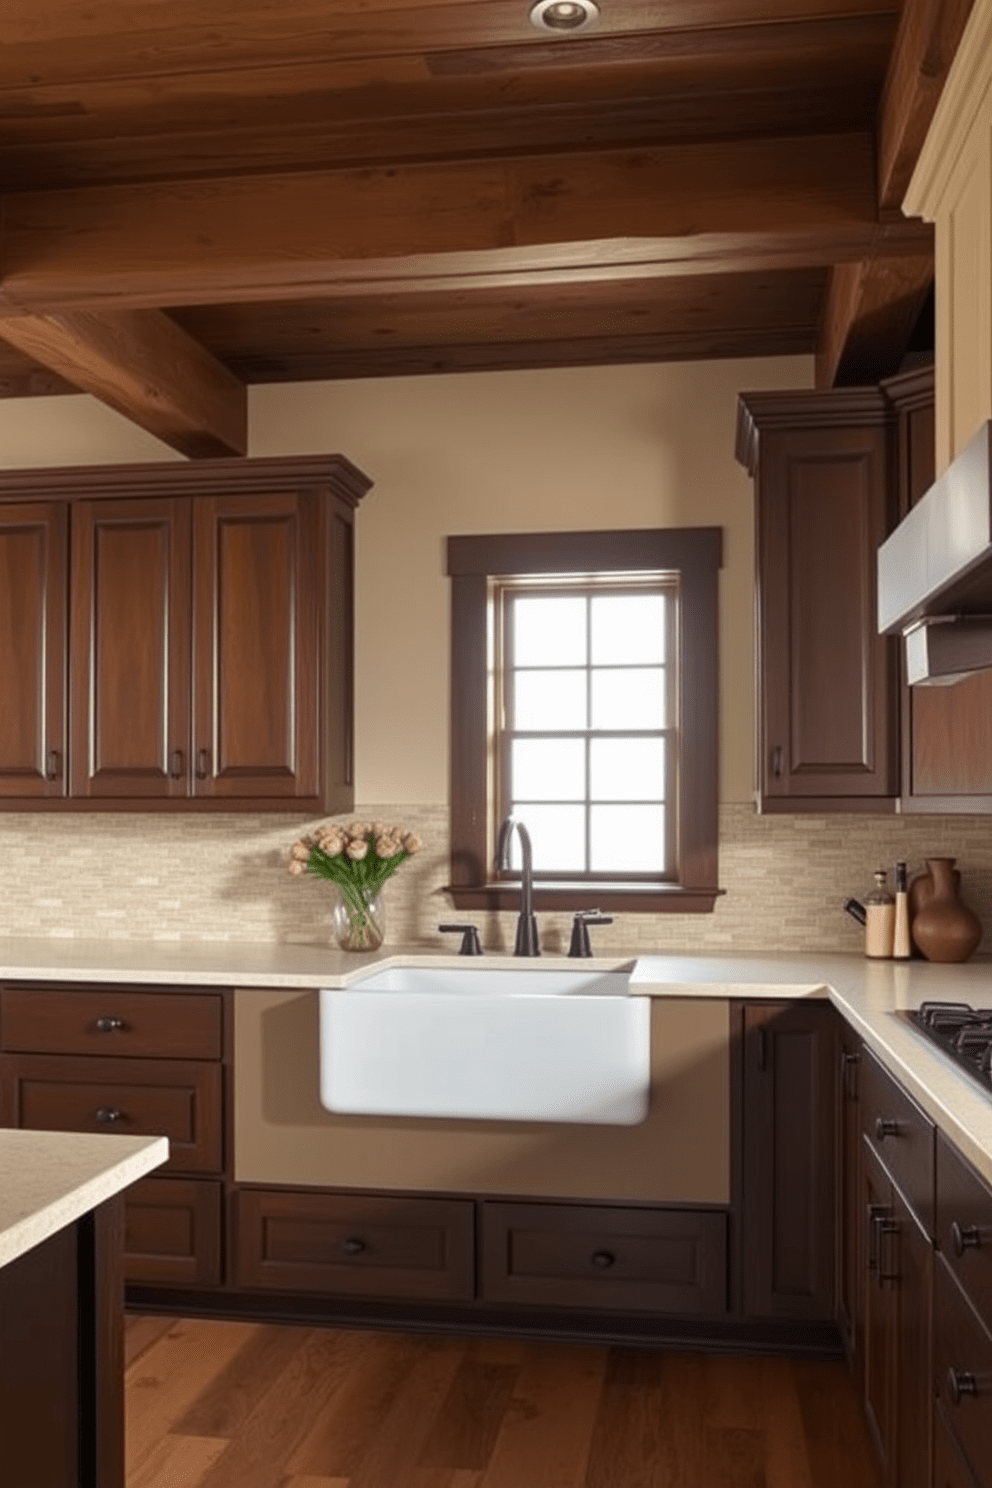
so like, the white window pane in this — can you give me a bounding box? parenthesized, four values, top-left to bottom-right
(513, 596, 587, 667)
(508, 804, 586, 873)
(591, 805, 666, 872)
(590, 738, 665, 800)
(591, 668, 667, 730)
(591, 594, 666, 665)
(512, 738, 585, 800)
(514, 670, 587, 730)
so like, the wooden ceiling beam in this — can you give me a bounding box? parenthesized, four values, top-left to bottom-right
(0, 308, 247, 458)
(0, 132, 928, 313)
(815, 250, 933, 387)
(877, 0, 975, 212)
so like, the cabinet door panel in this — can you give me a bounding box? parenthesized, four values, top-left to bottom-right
(741, 1001, 836, 1320)
(758, 425, 896, 801)
(0, 503, 67, 798)
(837, 1024, 862, 1366)
(70, 498, 190, 798)
(192, 492, 320, 800)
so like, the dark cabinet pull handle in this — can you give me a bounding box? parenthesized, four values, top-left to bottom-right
(195, 748, 211, 780)
(591, 1250, 616, 1269)
(867, 1203, 888, 1272)
(875, 1117, 900, 1141)
(951, 1221, 983, 1256)
(94, 1016, 125, 1034)
(95, 1107, 124, 1124)
(169, 749, 184, 779)
(877, 1218, 899, 1287)
(756, 1025, 768, 1072)
(342, 1237, 367, 1256)
(947, 1368, 979, 1405)
(771, 745, 783, 779)
(840, 1049, 859, 1101)
(45, 749, 61, 781)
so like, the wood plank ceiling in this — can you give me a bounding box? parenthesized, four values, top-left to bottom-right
(0, 0, 974, 457)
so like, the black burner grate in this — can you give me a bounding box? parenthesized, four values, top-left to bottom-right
(908, 1002, 992, 1093)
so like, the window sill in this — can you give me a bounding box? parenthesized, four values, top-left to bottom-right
(447, 884, 724, 914)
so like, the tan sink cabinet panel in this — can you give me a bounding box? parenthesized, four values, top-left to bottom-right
(233, 989, 730, 1204)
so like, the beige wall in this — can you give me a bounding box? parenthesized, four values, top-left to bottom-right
(249, 358, 813, 805)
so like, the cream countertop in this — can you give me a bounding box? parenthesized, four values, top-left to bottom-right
(2, 937, 992, 1189)
(0, 1128, 168, 1270)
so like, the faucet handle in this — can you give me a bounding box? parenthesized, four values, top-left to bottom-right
(439, 923, 483, 956)
(568, 910, 614, 958)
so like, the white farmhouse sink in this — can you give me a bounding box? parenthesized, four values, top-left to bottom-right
(319, 964, 650, 1125)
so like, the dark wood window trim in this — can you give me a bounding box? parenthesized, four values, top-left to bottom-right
(446, 528, 722, 913)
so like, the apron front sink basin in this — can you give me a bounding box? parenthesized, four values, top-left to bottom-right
(319, 963, 650, 1125)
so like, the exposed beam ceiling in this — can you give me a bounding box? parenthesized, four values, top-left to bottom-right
(0, 0, 971, 453)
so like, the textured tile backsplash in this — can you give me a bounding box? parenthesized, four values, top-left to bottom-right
(1, 803, 991, 956)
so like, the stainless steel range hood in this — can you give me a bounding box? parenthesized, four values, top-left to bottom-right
(878, 419, 992, 684)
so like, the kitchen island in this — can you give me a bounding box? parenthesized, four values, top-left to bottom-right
(0, 1127, 167, 1488)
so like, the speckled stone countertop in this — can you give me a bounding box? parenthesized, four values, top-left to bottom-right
(0, 1128, 168, 1270)
(2, 938, 991, 1189)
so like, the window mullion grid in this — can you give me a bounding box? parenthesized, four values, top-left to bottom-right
(584, 594, 592, 875)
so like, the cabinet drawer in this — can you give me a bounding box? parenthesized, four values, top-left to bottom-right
(935, 1404, 984, 1488)
(234, 1189, 475, 1301)
(0, 1053, 222, 1173)
(938, 1131, 992, 1325)
(861, 1046, 935, 1236)
(481, 1201, 727, 1315)
(0, 987, 222, 1060)
(934, 1259, 992, 1488)
(124, 1177, 222, 1288)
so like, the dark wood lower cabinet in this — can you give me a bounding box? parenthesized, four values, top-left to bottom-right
(837, 1020, 862, 1363)
(234, 1188, 476, 1302)
(740, 1000, 836, 1322)
(934, 1405, 983, 1488)
(124, 1177, 222, 1288)
(481, 1201, 727, 1315)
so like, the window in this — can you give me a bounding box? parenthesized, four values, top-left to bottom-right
(446, 528, 722, 912)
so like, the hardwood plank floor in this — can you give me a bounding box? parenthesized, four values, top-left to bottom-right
(124, 1315, 883, 1488)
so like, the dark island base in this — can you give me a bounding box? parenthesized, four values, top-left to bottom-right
(0, 1197, 124, 1488)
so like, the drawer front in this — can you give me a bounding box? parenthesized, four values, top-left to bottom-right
(0, 987, 222, 1060)
(234, 1188, 475, 1301)
(934, 1258, 992, 1488)
(0, 1053, 222, 1173)
(861, 1046, 935, 1236)
(125, 1177, 222, 1289)
(935, 1404, 984, 1488)
(938, 1131, 992, 1325)
(481, 1201, 727, 1315)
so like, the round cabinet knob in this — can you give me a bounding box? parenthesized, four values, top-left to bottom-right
(590, 1250, 616, 1270)
(95, 1107, 124, 1124)
(951, 1222, 983, 1257)
(95, 1016, 125, 1034)
(947, 1368, 979, 1406)
(342, 1237, 367, 1256)
(875, 1117, 900, 1141)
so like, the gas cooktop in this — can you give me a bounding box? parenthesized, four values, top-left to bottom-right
(908, 1002, 992, 1097)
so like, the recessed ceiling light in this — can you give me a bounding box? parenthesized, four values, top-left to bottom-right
(529, 0, 600, 34)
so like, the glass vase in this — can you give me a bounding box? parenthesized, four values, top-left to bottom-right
(331, 884, 385, 952)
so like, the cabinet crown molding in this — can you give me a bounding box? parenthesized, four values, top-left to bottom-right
(0, 453, 373, 507)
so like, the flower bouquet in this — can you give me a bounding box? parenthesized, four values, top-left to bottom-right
(289, 820, 421, 951)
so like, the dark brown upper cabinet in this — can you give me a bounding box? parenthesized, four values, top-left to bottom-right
(883, 366, 992, 811)
(0, 455, 371, 813)
(0, 502, 67, 800)
(736, 390, 899, 812)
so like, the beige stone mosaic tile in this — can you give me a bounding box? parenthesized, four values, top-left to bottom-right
(1, 804, 991, 956)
